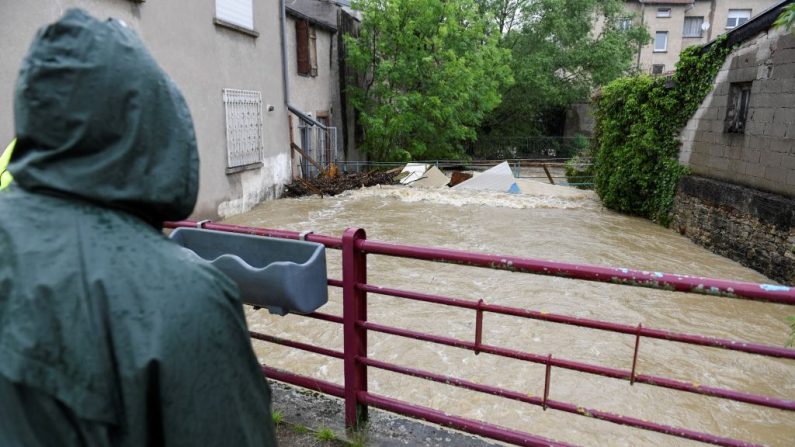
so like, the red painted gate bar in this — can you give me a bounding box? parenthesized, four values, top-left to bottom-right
(165, 220, 795, 447)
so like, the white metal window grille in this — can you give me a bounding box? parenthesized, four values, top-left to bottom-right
(654, 31, 668, 52)
(726, 9, 751, 29)
(619, 17, 632, 31)
(223, 89, 263, 168)
(683, 17, 704, 37)
(657, 8, 671, 18)
(216, 0, 254, 30)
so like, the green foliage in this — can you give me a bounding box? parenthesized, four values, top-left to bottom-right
(774, 4, 795, 31)
(292, 424, 310, 434)
(314, 427, 337, 442)
(479, 0, 649, 138)
(271, 410, 284, 426)
(347, 0, 513, 161)
(592, 37, 733, 225)
(346, 425, 369, 447)
(564, 134, 594, 188)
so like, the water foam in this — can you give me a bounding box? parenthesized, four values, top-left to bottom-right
(338, 184, 599, 210)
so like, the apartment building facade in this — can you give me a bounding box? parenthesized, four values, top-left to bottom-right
(623, 0, 780, 74)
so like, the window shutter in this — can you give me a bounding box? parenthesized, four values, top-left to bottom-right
(309, 27, 318, 77)
(296, 20, 310, 76)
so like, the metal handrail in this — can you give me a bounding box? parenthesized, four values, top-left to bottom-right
(164, 220, 795, 447)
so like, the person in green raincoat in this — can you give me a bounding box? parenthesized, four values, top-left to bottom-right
(0, 9, 277, 446)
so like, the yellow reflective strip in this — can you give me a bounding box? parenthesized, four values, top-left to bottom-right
(0, 138, 16, 190)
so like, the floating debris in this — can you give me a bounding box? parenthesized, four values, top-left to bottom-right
(283, 170, 399, 198)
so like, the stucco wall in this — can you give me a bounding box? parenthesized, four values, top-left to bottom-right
(0, 0, 291, 219)
(678, 27, 795, 198)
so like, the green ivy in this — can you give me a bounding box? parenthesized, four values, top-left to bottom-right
(591, 36, 733, 226)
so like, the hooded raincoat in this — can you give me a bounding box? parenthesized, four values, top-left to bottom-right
(0, 9, 276, 446)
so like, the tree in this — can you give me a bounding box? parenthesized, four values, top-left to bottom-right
(347, 0, 513, 161)
(478, 0, 649, 140)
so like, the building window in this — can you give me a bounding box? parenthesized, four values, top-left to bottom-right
(619, 17, 632, 31)
(652, 64, 665, 75)
(726, 9, 751, 29)
(657, 8, 671, 18)
(683, 16, 704, 37)
(296, 19, 318, 77)
(215, 0, 254, 31)
(223, 89, 263, 169)
(654, 31, 668, 52)
(725, 82, 752, 134)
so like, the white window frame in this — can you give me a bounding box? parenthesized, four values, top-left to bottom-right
(726, 9, 751, 29)
(683, 16, 704, 38)
(657, 8, 671, 18)
(619, 17, 632, 31)
(216, 0, 254, 31)
(654, 31, 668, 53)
(651, 64, 665, 75)
(222, 89, 264, 169)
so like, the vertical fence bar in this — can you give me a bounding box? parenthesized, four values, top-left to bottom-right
(474, 299, 484, 355)
(631, 323, 642, 385)
(543, 354, 552, 411)
(343, 228, 368, 429)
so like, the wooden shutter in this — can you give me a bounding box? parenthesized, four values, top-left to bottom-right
(296, 19, 310, 76)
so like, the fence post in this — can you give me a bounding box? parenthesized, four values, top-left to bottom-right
(342, 228, 368, 429)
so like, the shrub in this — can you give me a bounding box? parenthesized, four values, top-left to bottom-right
(591, 37, 732, 225)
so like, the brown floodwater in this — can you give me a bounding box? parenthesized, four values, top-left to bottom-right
(224, 183, 795, 446)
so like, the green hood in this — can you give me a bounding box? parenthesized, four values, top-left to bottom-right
(11, 8, 198, 224)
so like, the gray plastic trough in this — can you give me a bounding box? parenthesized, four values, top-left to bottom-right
(170, 228, 328, 316)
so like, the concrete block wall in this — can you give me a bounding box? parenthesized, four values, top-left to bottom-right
(679, 27, 795, 198)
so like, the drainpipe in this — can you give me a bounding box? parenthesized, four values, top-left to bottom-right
(280, 0, 290, 105)
(636, 1, 645, 70)
(707, 0, 717, 41)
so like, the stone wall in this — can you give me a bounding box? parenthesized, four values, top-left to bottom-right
(671, 176, 794, 284)
(678, 27, 795, 198)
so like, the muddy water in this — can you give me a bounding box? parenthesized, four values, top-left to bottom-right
(225, 184, 795, 446)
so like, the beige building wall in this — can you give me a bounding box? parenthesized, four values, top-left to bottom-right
(622, 0, 779, 74)
(0, 0, 291, 219)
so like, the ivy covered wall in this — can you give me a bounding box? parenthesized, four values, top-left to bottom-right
(591, 37, 733, 225)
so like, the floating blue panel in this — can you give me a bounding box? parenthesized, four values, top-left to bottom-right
(170, 228, 328, 316)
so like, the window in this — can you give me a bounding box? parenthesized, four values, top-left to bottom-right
(652, 64, 665, 75)
(223, 89, 263, 169)
(295, 19, 318, 77)
(619, 17, 632, 31)
(725, 82, 752, 134)
(654, 31, 668, 52)
(726, 9, 751, 29)
(215, 0, 254, 31)
(657, 8, 671, 18)
(683, 16, 704, 37)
